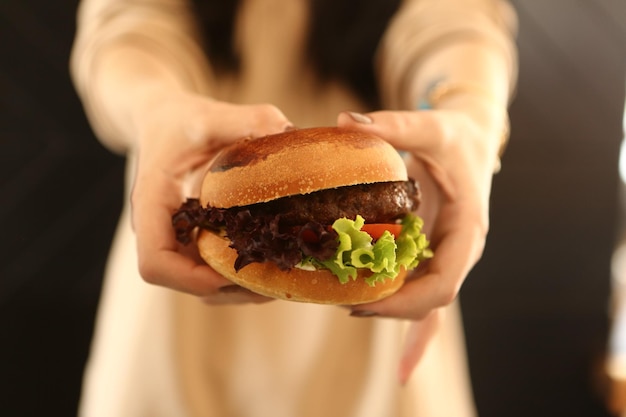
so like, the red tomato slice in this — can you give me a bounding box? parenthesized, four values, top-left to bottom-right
(361, 223, 402, 240)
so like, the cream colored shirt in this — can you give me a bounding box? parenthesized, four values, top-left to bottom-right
(71, 1, 517, 416)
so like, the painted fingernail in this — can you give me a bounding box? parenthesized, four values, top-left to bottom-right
(346, 111, 373, 124)
(350, 310, 379, 318)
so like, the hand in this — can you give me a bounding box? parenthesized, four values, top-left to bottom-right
(337, 108, 500, 379)
(130, 90, 292, 303)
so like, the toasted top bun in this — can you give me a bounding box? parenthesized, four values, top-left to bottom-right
(201, 126, 408, 208)
(198, 230, 407, 305)
(197, 126, 409, 304)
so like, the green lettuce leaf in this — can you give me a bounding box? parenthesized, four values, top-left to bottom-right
(313, 213, 433, 286)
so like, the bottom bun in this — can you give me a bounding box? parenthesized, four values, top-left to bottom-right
(197, 230, 406, 305)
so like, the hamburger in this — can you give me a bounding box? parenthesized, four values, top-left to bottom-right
(172, 127, 432, 305)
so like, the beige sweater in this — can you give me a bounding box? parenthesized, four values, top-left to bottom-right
(71, 1, 516, 416)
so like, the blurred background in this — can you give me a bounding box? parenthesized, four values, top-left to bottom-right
(1, 1, 625, 416)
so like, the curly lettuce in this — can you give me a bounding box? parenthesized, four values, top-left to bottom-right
(302, 213, 433, 286)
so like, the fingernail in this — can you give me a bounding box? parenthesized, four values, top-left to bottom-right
(346, 111, 373, 124)
(350, 310, 379, 318)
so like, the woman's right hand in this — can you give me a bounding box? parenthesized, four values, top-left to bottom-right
(129, 89, 292, 304)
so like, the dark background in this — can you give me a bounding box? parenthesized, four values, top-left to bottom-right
(462, 2, 626, 416)
(1, 1, 625, 416)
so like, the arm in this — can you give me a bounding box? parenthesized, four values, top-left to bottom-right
(344, 0, 517, 314)
(70, 0, 291, 300)
(337, 0, 518, 381)
(70, 0, 215, 152)
(378, 0, 516, 177)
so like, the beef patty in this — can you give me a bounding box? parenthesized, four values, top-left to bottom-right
(247, 179, 421, 226)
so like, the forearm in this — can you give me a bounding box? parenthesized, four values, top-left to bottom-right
(412, 40, 512, 162)
(70, 0, 212, 153)
(83, 44, 197, 150)
(379, 0, 517, 165)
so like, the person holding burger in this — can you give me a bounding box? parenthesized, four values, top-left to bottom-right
(71, 0, 517, 416)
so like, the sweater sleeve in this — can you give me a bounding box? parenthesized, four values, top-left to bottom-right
(377, 0, 518, 110)
(70, 0, 213, 153)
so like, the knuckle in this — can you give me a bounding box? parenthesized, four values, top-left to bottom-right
(255, 102, 281, 114)
(137, 257, 161, 285)
(437, 286, 459, 307)
(415, 112, 452, 154)
(473, 216, 489, 260)
(412, 308, 433, 321)
(254, 103, 285, 121)
(248, 103, 290, 134)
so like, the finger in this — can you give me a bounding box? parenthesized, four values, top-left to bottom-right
(201, 285, 274, 305)
(337, 110, 457, 155)
(132, 167, 277, 302)
(352, 204, 485, 319)
(130, 161, 229, 294)
(136, 209, 232, 295)
(339, 110, 497, 198)
(398, 311, 441, 385)
(136, 197, 273, 302)
(338, 110, 459, 199)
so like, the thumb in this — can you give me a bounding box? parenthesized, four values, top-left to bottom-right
(186, 101, 293, 146)
(398, 310, 441, 385)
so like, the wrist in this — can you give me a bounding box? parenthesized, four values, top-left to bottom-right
(94, 45, 192, 149)
(422, 80, 510, 173)
(129, 83, 185, 137)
